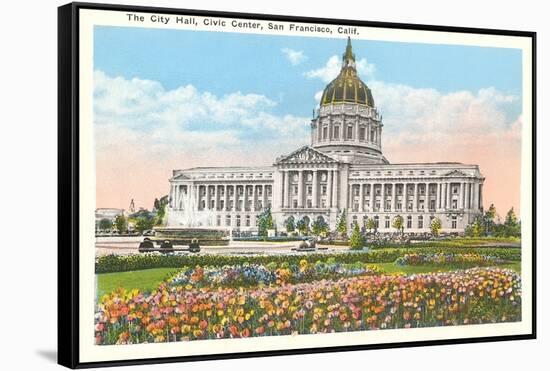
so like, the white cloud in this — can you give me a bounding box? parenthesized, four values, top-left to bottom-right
(94, 70, 310, 162)
(281, 48, 306, 65)
(304, 55, 376, 83)
(367, 80, 521, 151)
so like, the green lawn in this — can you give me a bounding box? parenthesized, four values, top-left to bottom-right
(373, 261, 521, 275)
(97, 268, 177, 297)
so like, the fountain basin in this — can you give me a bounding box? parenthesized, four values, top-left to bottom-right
(150, 227, 230, 246)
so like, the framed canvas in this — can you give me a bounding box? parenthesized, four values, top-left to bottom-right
(58, 2, 537, 368)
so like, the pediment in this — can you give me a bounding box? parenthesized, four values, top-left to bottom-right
(171, 173, 192, 181)
(276, 146, 339, 165)
(443, 169, 470, 177)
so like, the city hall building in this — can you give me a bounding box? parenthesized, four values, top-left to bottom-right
(166, 39, 485, 234)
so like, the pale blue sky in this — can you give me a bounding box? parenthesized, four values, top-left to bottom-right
(94, 26, 522, 120)
(94, 26, 524, 214)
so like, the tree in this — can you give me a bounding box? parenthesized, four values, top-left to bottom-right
(503, 207, 521, 237)
(471, 217, 484, 237)
(392, 215, 404, 234)
(135, 215, 155, 234)
(284, 216, 296, 233)
(336, 209, 347, 237)
(98, 218, 113, 231)
(296, 217, 310, 235)
(114, 215, 127, 234)
(365, 217, 376, 233)
(430, 217, 442, 237)
(349, 222, 364, 250)
(483, 204, 497, 235)
(155, 195, 169, 226)
(311, 216, 329, 237)
(257, 207, 274, 237)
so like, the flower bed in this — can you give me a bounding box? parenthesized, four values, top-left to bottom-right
(95, 267, 521, 345)
(394, 253, 507, 266)
(167, 261, 381, 288)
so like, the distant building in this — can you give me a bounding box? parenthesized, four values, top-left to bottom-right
(166, 38, 484, 234)
(95, 208, 125, 232)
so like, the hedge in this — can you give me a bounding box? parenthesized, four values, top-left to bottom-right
(96, 246, 520, 273)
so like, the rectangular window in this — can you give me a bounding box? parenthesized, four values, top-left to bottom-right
(323, 126, 328, 139)
(334, 126, 340, 139)
(307, 199, 312, 208)
(385, 218, 390, 229)
(226, 215, 231, 226)
(359, 127, 365, 140)
(293, 200, 298, 208)
(452, 217, 457, 229)
(397, 202, 402, 210)
(321, 199, 326, 208)
(353, 203, 359, 211)
(407, 217, 412, 229)
(307, 186, 312, 195)
(418, 218, 423, 229)
(452, 199, 458, 209)
(322, 185, 327, 195)
(347, 126, 353, 139)
(294, 186, 298, 195)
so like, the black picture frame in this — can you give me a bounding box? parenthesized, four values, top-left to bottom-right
(58, 2, 537, 368)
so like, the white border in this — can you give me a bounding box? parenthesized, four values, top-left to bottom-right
(78, 8, 534, 363)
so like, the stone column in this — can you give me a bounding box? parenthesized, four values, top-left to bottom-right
(243, 185, 249, 211)
(380, 183, 386, 211)
(464, 182, 470, 210)
(459, 182, 465, 209)
(298, 170, 304, 208)
(283, 170, 290, 208)
(327, 170, 333, 208)
(262, 184, 267, 210)
(412, 183, 418, 212)
(214, 185, 218, 211)
(332, 169, 339, 209)
(232, 186, 237, 212)
(173, 184, 178, 210)
(359, 183, 364, 212)
(391, 183, 396, 211)
(224, 185, 228, 211)
(436, 182, 441, 210)
(312, 170, 318, 208)
(370, 183, 375, 211)
(252, 185, 257, 211)
(446, 182, 452, 210)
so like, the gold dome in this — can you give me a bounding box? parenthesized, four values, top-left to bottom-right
(320, 37, 375, 107)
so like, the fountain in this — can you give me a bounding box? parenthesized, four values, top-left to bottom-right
(144, 186, 231, 249)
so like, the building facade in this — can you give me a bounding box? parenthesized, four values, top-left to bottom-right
(166, 38, 484, 234)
